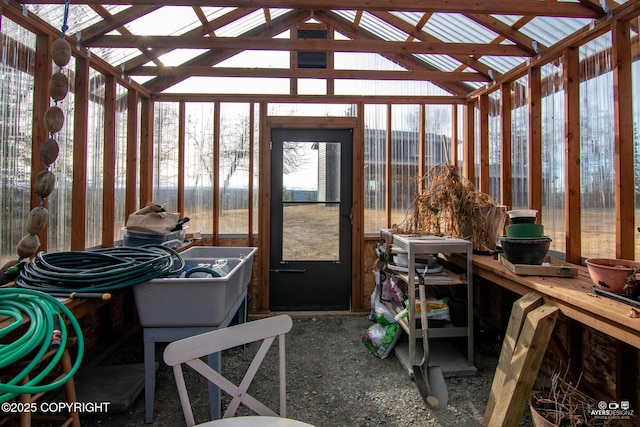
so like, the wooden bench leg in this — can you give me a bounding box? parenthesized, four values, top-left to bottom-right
(61, 349, 80, 427)
(484, 293, 560, 427)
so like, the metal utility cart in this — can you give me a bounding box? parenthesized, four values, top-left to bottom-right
(379, 230, 476, 378)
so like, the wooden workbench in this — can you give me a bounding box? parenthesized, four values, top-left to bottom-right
(451, 254, 640, 349)
(450, 253, 639, 409)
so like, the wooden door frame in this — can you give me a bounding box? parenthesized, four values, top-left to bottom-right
(258, 113, 364, 313)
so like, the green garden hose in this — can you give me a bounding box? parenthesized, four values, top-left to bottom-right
(0, 288, 84, 403)
(15, 244, 184, 293)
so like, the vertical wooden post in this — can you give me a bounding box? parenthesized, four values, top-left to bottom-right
(71, 56, 89, 251)
(500, 82, 513, 209)
(611, 20, 634, 260)
(102, 75, 116, 248)
(352, 102, 366, 311)
(478, 93, 490, 194)
(563, 47, 581, 264)
(528, 66, 542, 218)
(463, 100, 475, 183)
(258, 101, 270, 312)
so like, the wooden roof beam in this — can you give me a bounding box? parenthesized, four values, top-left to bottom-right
(86, 35, 531, 57)
(368, 10, 497, 80)
(465, 14, 541, 56)
(122, 7, 258, 72)
(143, 9, 311, 93)
(128, 66, 490, 82)
(79, 5, 162, 44)
(89, 5, 164, 67)
(314, 9, 471, 96)
(18, 0, 602, 18)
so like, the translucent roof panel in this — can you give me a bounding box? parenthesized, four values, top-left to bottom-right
(333, 10, 410, 42)
(156, 49, 211, 67)
(478, 56, 529, 75)
(121, 7, 204, 36)
(412, 54, 464, 73)
(165, 77, 290, 94)
(216, 8, 290, 37)
(423, 13, 501, 44)
(91, 47, 143, 68)
(26, 5, 129, 36)
(494, 15, 591, 48)
(216, 50, 289, 68)
(335, 52, 407, 71)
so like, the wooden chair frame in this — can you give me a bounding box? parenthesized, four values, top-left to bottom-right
(163, 315, 293, 427)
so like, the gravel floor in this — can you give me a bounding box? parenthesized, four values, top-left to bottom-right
(74, 314, 533, 427)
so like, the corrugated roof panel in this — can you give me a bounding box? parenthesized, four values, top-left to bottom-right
(26, 4, 129, 35)
(216, 8, 290, 37)
(216, 50, 289, 67)
(335, 52, 406, 71)
(91, 47, 143, 68)
(494, 15, 590, 48)
(335, 10, 409, 41)
(478, 56, 528, 74)
(424, 13, 500, 44)
(156, 49, 211, 67)
(412, 53, 463, 73)
(123, 7, 202, 36)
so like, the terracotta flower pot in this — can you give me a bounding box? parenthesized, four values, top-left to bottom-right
(586, 258, 639, 297)
(529, 395, 559, 427)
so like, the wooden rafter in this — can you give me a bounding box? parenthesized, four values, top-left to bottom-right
(17, 0, 602, 18)
(85, 35, 531, 57)
(79, 5, 161, 44)
(122, 7, 258, 72)
(89, 5, 164, 67)
(314, 9, 472, 96)
(143, 9, 312, 93)
(465, 14, 541, 56)
(128, 66, 490, 83)
(367, 10, 496, 80)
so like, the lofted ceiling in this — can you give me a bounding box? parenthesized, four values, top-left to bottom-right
(14, 0, 633, 97)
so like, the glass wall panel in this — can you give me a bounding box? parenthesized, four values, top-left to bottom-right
(390, 105, 420, 227)
(252, 103, 260, 236)
(219, 103, 250, 235)
(85, 69, 105, 249)
(512, 76, 529, 209)
(114, 84, 128, 239)
(541, 60, 566, 254)
(267, 103, 354, 117)
(0, 19, 35, 265)
(488, 92, 501, 202)
(364, 104, 387, 233)
(424, 104, 452, 170)
(153, 102, 179, 211)
(457, 104, 464, 173)
(580, 33, 615, 259)
(184, 102, 214, 235)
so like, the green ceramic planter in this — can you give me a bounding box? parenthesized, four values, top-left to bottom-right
(505, 223, 544, 238)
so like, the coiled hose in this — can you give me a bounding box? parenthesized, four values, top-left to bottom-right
(15, 244, 185, 293)
(0, 288, 84, 403)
